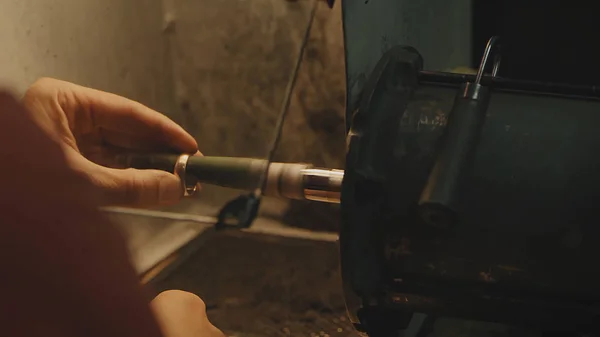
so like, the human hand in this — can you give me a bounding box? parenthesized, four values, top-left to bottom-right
(22, 78, 199, 207)
(0, 91, 165, 337)
(151, 290, 226, 337)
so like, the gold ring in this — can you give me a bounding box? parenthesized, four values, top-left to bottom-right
(173, 154, 198, 197)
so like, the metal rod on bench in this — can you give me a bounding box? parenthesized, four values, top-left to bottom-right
(117, 154, 344, 204)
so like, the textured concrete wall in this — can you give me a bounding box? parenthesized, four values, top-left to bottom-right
(0, 0, 175, 115)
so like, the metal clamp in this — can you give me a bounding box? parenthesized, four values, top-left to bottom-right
(173, 154, 198, 197)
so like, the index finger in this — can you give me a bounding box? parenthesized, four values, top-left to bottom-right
(36, 78, 198, 153)
(82, 86, 198, 153)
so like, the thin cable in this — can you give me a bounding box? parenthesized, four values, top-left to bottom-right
(255, 0, 318, 196)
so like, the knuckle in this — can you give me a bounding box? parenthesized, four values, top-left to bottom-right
(23, 77, 61, 105)
(26, 77, 57, 94)
(99, 168, 145, 206)
(155, 172, 170, 202)
(157, 172, 181, 205)
(155, 290, 207, 312)
(122, 169, 146, 205)
(32, 77, 58, 87)
(117, 170, 179, 207)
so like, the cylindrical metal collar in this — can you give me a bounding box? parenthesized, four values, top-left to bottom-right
(302, 168, 344, 204)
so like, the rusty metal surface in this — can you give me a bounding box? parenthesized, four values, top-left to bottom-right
(341, 75, 600, 333)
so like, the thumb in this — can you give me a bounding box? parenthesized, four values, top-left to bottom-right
(151, 290, 225, 337)
(63, 150, 186, 208)
(94, 167, 184, 207)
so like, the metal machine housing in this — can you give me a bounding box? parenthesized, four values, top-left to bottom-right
(339, 3, 600, 336)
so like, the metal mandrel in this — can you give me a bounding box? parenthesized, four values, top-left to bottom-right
(116, 154, 343, 204)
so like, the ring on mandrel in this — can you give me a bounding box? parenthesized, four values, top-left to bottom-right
(173, 154, 198, 197)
